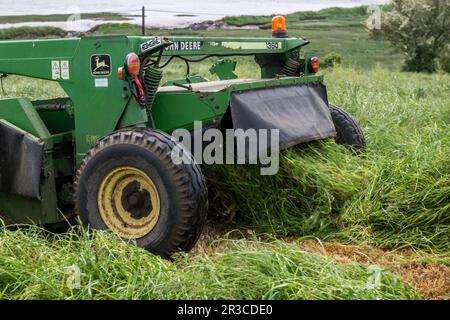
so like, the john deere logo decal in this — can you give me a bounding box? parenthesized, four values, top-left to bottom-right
(91, 54, 111, 76)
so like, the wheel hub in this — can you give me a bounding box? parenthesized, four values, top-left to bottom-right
(97, 167, 160, 239)
(121, 181, 153, 220)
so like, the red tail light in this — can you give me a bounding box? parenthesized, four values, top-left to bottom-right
(125, 53, 140, 78)
(309, 56, 319, 74)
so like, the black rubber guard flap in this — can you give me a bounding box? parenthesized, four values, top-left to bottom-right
(229, 82, 336, 161)
(0, 121, 44, 200)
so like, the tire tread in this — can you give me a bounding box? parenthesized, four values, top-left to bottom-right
(74, 128, 208, 257)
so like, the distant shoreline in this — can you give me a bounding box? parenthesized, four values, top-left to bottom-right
(0, 2, 389, 31)
(0, 5, 389, 40)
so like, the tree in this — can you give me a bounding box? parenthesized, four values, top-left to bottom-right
(370, 0, 450, 72)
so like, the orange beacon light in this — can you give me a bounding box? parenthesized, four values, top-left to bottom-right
(272, 15, 287, 38)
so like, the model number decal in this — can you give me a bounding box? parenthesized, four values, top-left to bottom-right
(141, 37, 163, 53)
(266, 42, 281, 50)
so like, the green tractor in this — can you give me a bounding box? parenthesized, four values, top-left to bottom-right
(0, 17, 364, 257)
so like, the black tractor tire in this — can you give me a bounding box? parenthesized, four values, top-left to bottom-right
(74, 128, 208, 258)
(329, 104, 366, 152)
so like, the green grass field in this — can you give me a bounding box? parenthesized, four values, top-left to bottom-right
(0, 6, 449, 300)
(1, 65, 448, 299)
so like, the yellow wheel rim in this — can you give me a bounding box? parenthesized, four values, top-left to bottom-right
(98, 166, 160, 239)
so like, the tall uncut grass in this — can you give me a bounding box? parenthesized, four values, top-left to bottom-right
(206, 66, 450, 252)
(0, 226, 419, 300)
(0, 62, 448, 299)
(1, 65, 448, 251)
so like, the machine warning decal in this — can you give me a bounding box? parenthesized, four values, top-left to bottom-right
(51, 61, 60, 80)
(61, 61, 70, 80)
(91, 54, 111, 76)
(51, 60, 70, 80)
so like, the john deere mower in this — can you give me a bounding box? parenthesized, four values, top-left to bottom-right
(0, 16, 365, 257)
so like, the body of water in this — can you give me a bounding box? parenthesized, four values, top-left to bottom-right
(0, 0, 390, 30)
